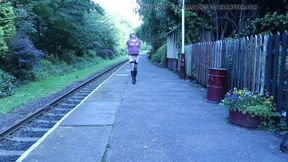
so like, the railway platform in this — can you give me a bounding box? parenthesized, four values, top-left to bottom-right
(17, 56, 287, 162)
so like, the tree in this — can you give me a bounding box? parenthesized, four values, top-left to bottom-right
(137, 0, 288, 50)
(24, 0, 118, 62)
(0, 2, 16, 57)
(136, 0, 209, 51)
(0, 27, 8, 54)
(247, 12, 288, 35)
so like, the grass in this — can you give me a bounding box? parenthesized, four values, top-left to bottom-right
(0, 56, 127, 115)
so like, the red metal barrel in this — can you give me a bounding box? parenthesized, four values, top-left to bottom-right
(207, 68, 227, 103)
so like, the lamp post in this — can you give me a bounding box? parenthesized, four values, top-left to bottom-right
(180, 0, 186, 79)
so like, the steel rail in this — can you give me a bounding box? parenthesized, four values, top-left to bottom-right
(0, 60, 127, 140)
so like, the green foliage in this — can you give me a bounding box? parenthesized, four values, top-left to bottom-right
(0, 2, 16, 57)
(14, 3, 36, 36)
(0, 0, 131, 103)
(32, 60, 71, 80)
(0, 0, 125, 82)
(0, 27, 8, 54)
(4, 36, 43, 80)
(97, 49, 115, 59)
(160, 47, 167, 67)
(243, 105, 274, 120)
(0, 2, 16, 38)
(0, 69, 16, 98)
(221, 88, 274, 120)
(137, 0, 287, 46)
(32, 56, 106, 81)
(25, 0, 117, 63)
(61, 49, 77, 65)
(0, 56, 126, 114)
(247, 12, 288, 35)
(136, 0, 209, 51)
(73, 57, 105, 70)
(152, 43, 167, 66)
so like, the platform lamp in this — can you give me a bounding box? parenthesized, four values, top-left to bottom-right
(179, 0, 186, 79)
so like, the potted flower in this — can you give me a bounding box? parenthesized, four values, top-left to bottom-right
(221, 88, 274, 128)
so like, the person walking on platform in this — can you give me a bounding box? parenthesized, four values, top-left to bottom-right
(126, 33, 141, 84)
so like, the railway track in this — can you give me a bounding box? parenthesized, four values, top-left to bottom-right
(0, 60, 127, 162)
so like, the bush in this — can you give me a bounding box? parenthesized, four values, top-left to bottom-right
(32, 60, 72, 80)
(84, 50, 97, 58)
(97, 49, 115, 59)
(152, 44, 167, 66)
(61, 49, 77, 65)
(9, 37, 43, 69)
(160, 49, 167, 67)
(33, 56, 105, 81)
(5, 36, 43, 80)
(0, 69, 16, 98)
(0, 27, 9, 56)
(247, 12, 288, 35)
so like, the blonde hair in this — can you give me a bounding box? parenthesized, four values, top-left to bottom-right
(130, 33, 136, 38)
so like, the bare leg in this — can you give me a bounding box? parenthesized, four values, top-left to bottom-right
(129, 55, 139, 84)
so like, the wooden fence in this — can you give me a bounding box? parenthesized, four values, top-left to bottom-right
(183, 32, 288, 112)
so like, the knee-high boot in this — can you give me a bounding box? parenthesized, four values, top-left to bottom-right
(134, 71, 137, 83)
(131, 71, 136, 84)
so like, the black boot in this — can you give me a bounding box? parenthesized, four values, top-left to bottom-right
(134, 71, 137, 83)
(131, 71, 136, 84)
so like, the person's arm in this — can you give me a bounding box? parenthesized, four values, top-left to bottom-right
(126, 41, 130, 55)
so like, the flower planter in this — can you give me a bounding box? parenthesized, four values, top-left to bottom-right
(229, 110, 262, 128)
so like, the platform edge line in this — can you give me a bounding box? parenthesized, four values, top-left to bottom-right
(16, 62, 128, 162)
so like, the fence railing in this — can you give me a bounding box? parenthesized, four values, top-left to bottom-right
(182, 32, 288, 112)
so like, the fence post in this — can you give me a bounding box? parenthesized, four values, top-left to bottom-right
(260, 35, 268, 95)
(272, 33, 280, 108)
(278, 32, 287, 112)
(265, 34, 273, 93)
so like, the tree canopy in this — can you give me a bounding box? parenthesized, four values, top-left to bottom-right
(136, 0, 288, 51)
(0, 2, 16, 57)
(0, 0, 131, 81)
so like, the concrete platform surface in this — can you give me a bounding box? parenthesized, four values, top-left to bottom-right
(22, 127, 112, 162)
(19, 56, 288, 162)
(105, 57, 288, 162)
(19, 63, 129, 162)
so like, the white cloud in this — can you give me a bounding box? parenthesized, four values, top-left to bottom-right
(93, 0, 141, 29)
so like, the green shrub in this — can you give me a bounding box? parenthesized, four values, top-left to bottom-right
(160, 49, 167, 67)
(97, 49, 115, 59)
(247, 12, 288, 35)
(83, 50, 97, 59)
(74, 56, 105, 70)
(152, 44, 167, 66)
(32, 60, 72, 80)
(0, 69, 16, 98)
(3, 36, 43, 81)
(13, 69, 36, 81)
(61, 49, 77, 65)
(33, 56, 106, 81)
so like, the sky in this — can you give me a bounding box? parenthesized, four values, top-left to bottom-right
(93, 0, 142, 29)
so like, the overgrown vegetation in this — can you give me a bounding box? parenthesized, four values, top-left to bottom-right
(247, 12, 288, 35)
(0, 0, 134, 115)
(0, 56, 126, 114)
(0, 0, 131, 103)
(0, 69, 15, 98)
(136, 0, 288, 65)
(151, 43, 167, 67)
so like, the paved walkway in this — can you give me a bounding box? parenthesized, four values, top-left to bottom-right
(19, 56, 287, 162)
